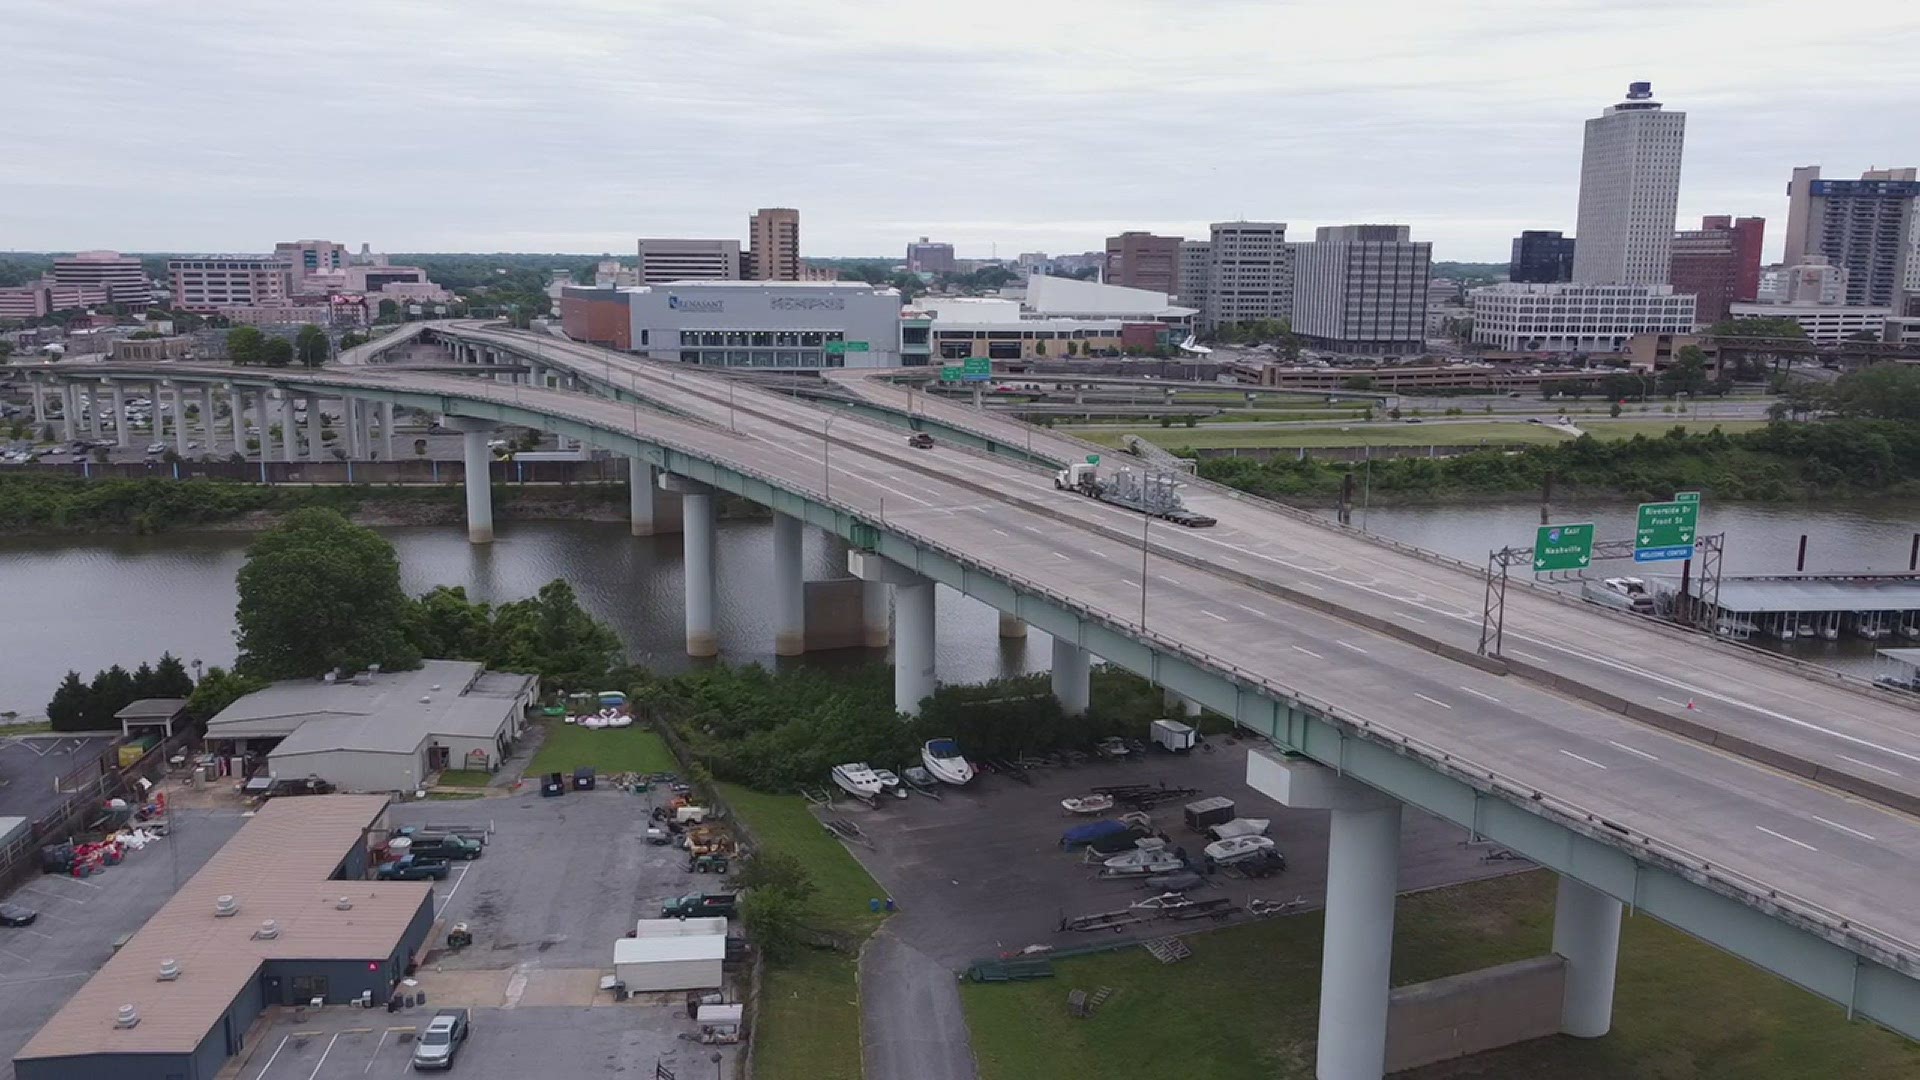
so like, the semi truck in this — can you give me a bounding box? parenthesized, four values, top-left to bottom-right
(1053, 461, 1216, 528)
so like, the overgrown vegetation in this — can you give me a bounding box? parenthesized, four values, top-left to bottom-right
(638, 663, 1177, 792)
(1196, 419, 1920, 504)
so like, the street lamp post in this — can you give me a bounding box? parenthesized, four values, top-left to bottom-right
(1139, 511, 1150, 629)
(823, 414, 838, 500)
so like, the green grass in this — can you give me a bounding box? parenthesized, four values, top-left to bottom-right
(717, 783, 886, 1080)
(1069, 419, 1766, 452)
(753, 948, 865, 1080)
(962, 871, 1920, 1080)
(0, 721, 54, 734)
(422, 790, 485, 801)
(524, 721, 677, 776)
(717, 782, 887, 937)
(433, 769, 493, 788)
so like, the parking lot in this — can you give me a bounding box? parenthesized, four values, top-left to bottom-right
(0, 734, 114, 820)
(0, 808, 245, 1080)
(840, 738, 1528, 968)
(232, 1002, 725, 1080)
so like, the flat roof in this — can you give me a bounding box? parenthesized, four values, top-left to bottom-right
(116, 698, 189, 720)
(1661, 577, 1920, 614)
(15, 796, 429, 1061)
(615, 932, 727, 965)
(206, 660, 532, 754)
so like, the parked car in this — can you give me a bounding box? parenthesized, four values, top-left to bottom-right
(408, 835, 483, 861)
(377, 855, 451, 881)
(411, 1008, 470, 1070)
(144, 442, 166, 455)
(0, 903, 38, 927)
(661, 891, 737, 919)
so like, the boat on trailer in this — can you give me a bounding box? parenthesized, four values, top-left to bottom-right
(922, 739, 975, 785)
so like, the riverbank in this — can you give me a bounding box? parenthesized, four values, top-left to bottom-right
(0, 475, 770, 535)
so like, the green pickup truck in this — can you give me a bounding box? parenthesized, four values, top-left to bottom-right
(661, 891, 737, 919)
(376, 855, 451, 881)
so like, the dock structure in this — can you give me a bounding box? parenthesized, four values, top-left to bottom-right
(1653, 573, 1920, 642)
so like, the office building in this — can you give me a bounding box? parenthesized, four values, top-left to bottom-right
(906, 237, 955, 275)
(1572, 82, 1686, 286)
(1470, 283, 1696, 352)
(1510, 231, 1576, 283)
(1759, 257, 1849, 305)
(1178, 240, 1211, 309)
(921, 277, 1195, 361)
(273, 240, 350, 291)
(0, 285, 50, 319)
(1203, 221, 1292, 331)
(1104, 231, 1183, 295)
(1289, 225, 1431, 354)
(51, 251, 149, 306)
(635, 239, 743, 286)
(1668, 216, 1763, 324)
(167, 256, 292, 313)
(1729, 301, 1890, 345)
(1782, 166, 1919, 308)
(748, 207, 801, 281)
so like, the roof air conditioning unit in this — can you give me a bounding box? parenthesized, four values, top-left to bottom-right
(115, 1005, 140, 1029)
(336, 897, 353, 911)
(369, 663, 382, 675)
(323, 671, 336, 684)
(214, 895, 239, 917)
(431, 684, 442, 692)
(419, 695, 432, 704)
(254, 919, 280, 940)
(157, 959, 181, 981)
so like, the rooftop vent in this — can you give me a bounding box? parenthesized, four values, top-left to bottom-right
(323, 671, 337, 685)
(335, 897, 353, 911)
(214, 895, 239, 918)
(114, 1005, 140, 1029)
(369, 663, 382, 675)
(419, 695, 432, 704)
(253, 919, 280, 940)
(157, 959, 180, 981)
(430, 684, 442, 692)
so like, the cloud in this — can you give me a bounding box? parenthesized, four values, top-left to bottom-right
(4, 0, 1916, 260)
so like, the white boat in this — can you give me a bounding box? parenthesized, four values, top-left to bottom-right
(870, 768, 907, 799)
(1209, 818, 1271, 841)
(1581, 577, 1655, 615)
(1103, 847, 1185, 873)
(1204, 835, 1276, 864)
(1061, 794, 1115, 815)
(830, 762, 889, 800)
(921, 739, 975, 786)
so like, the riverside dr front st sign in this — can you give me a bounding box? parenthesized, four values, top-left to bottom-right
(1534, 522, 1594, 572)
(1635, 497, 1700, 563)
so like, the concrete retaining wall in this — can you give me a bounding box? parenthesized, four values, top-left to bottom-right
(1385, 954, 1566, 1073)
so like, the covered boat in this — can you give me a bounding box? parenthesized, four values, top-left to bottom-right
(1060, 819, 1129, 849)
(1204, 835, 1276, 864)
(1209, 818, 1271, 841)
(922, 739, 975, 785)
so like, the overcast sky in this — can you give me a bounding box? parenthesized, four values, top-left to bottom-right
(8, 0, 1917, 262)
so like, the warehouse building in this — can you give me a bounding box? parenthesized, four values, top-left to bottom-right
(203, 659, 537, 792)
(12, 796, 433, 1080)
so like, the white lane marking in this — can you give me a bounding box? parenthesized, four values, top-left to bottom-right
(1157, 574, 1180, 585)
(1656, 696, 1693, 709)
(1509, 649, 1548, 662)
(1810, 815, 1877, 842)
(991, 528, 1009, 537)
(1457, 686, 1500, 703)
(1089, 549, 1109, 559)
(1400, 613, 1426, 623)
(1838, 753, 1902, 777)
(1335, 641, 1368, 654)
(1558, 749, 1609, 770)
(436, 864, 471, 915)
(365, 1026, 390, 1073)
(1291, 646, 1324, 659)
(306, 1032, 341, 1080)
(1201, 610, 1229, 622)
(1413, 692, 1453, 710)
(1121, 579, 1140, 589)
(256, 1035, 290, 1079)
(1606, 740, 1660, 762)
(1051, 551, 1070, 561)
(1755, 825, 1818, 852)
(1235, 603, 1265, 616)
(1295, 581, 1325, 591)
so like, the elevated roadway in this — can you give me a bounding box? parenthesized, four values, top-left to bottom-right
(38, 331, 1920, 1059)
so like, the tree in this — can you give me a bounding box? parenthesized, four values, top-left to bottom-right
(1658, 345, 1710, 397)
(739, 884, 810, 962)
(235, 508, 421, 679)
(728, 850, 815, 901)
(486, 581, 623, 686)
(1704, 317, 1807, 341)
(226, 325, 266, 365)
(1827, 363, 1920, 421)
(1033, 339, 1046, 356)
(261, 338, 294, 367)
(87, 665, 138, 728)
(378, 298, 399, 318)
(186, 666, 267, 722)
(338, 331, 368, 351)
(294, 324, 329, 367)
(149, 653, 195, 698)
(46, 671, 90, 731)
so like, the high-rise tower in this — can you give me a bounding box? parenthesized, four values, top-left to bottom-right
(1571, 82, 1686, 286)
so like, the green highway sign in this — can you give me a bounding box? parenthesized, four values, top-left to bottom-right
(1676, 491, 1701, 504)
(961, 357, 991, 381)
(1533, 522, 1595, 572)
(1636, 499, 1699, 549)
(938, 365, 962, 382)
(825, 340, 870, 355)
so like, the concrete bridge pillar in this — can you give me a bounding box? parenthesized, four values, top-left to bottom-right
(112, 385, 128, 447)
(848, 551, 935, 715)
(253, 391, 272, 461)
(382, 402, 396, 461)
(226, 385, 243, 452)
(173, 386, 190, 456)
(279, 395, 296, 463)
(660, 474, 718, 657)
(1552, 876, 1623, 1038)
(60, 384, 78, 441)
(1246, 749, 1400, 1080)
(1051, 637, 1091, 716)
(997, 612, 1027, 639)
(772, 512, 806, 656)
(442, 416, 496, 544)
(200, 386, 216, 452)
(31, 379, 46, 426)
(627, 461, 683, 536)
(862, 581, 892, 648)
(85, 387, 103, 440)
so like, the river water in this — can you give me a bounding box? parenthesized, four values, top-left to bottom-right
(1, 497, 1914, 716)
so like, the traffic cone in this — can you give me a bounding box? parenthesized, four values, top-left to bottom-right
(1686, 699, 1697, 710)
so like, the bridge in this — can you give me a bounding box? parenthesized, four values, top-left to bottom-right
(21, 324, 1920, 1077)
